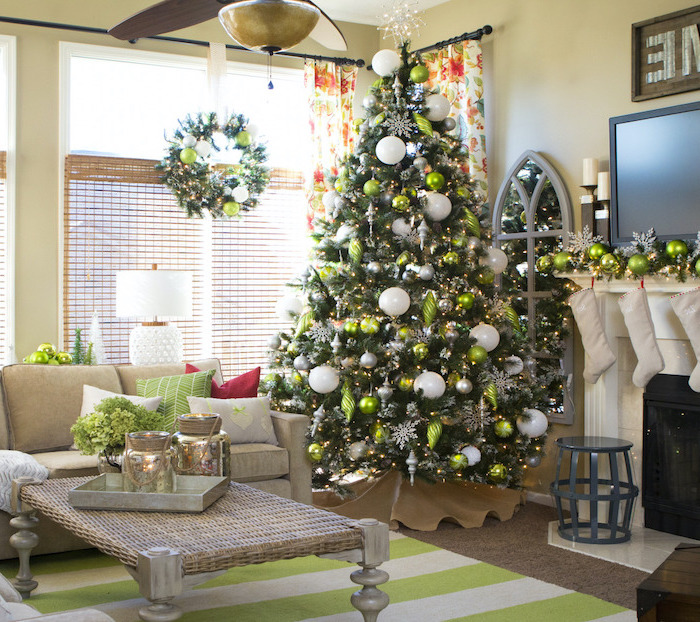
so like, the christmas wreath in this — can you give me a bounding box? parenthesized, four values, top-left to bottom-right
(158, 112, 269, 219)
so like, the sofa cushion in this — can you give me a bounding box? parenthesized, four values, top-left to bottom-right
(185, 364, 260, 399)
(79, 386, 163, 418)
(230, 443, 289, 482)
(187, 396, 278, 445)
(0, 450, 49, 513)
(32, 451, 98, 479)
(0, 566, 22, 602)
(2, 365, 123, 453)
(115, 359, 223, 395)
(137, 370, 215, 429)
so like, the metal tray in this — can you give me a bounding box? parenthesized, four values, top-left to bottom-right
(68, 474, 229, 513)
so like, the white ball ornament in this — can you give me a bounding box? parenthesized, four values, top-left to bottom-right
(363, 94, 378, 108)
(419, 264, 435, 281)
(308, 365, 340, 394)
(413, 371, 446, 399)
(376, 136, 406, 165)
(517, 408, 549, 438)
(455, 378, 473, 394)
(293, 355, 311, 371)
(372, 49, 401, 76)
(348, 441, 369, 461)
(378, 287, 411, 316)
(425, 193, 452, 221)
(194, 140, 212, 158)
(182, 134, 196, 148)
(232, 186, 250, 203)
(360, 352, 378, 368)
(504, 355, 524, 376)
(425, 94, 451, 121)
(479, 247, 509, 274)
(470, 323, 500, 352)
(335, 223, 356, 244)
(461, 445, 481, 466)
(322, 190, 339, 210)
(275, 294, 303, 320)
(268, 334, 282, 349)
(391, 218, 412, 236)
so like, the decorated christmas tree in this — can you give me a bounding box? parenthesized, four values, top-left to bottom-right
(265, 44, 551, 494)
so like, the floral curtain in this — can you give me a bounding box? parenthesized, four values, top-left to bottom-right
(422, 41, 487, 197)
(304, 60, 358, 224)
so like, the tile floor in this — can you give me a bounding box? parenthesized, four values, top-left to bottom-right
(548, 521, 700, 573)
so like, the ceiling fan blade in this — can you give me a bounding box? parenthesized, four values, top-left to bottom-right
(307, 2, 347, 51)
(109, 0, 231, 40)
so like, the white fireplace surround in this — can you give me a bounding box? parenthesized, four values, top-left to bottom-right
(567, 274, 698, 527)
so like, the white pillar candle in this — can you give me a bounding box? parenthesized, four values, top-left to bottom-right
(597, 172, 610, 201)
(583, 158, 598, 185)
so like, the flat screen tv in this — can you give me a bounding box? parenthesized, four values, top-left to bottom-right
(609, 101, 700, 245)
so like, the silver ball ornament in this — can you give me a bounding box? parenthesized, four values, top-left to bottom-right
(445, 329, 459, 345)
(268, 334, 282, 349)
(525, 455, 542, 468)
(438, 298, 454, 312)
(360, 351, 378, 368)
(455, 378, 473, 394)
(363, 94, 377, 108)
(413, 156, 428, 170)
(348, 441, 369, 461)
(293, 355, 312, 371)
(380, 191, 395, 206)
(402, 270, 417, 284)
(366, 261, 382, 275)
(442, 117, 457, 131)
(419, 264, 435, 281)
(377, 381, 394, 402)
(467, 236, 482, 251)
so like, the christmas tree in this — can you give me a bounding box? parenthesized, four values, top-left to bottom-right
(265, 45, 551, 494)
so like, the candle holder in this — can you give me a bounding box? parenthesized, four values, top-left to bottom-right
(123, 431, 177, 494)
(172, 414, 231, 479)
(579, 185, 610, 242)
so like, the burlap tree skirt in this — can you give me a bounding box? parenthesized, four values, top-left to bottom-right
(313, 470, 525, 530)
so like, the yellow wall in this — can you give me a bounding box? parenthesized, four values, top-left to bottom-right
(0, 0, 379, 361)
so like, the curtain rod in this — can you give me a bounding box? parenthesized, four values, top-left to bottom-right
(413, 25, 493, 54)
(0, 15, 366, 67)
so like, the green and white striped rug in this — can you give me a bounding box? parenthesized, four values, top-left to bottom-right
(0, 535, 634, 621)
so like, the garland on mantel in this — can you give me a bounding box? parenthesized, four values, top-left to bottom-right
(538, 226, 700, 283)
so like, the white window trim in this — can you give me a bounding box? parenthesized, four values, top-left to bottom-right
(0, 35, 16, 364)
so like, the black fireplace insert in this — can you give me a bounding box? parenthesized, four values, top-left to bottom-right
(643, 374, 700, 540)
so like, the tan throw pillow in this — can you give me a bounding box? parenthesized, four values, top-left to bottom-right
(80, 385, 163, 418)
(186, 395, 278, 445)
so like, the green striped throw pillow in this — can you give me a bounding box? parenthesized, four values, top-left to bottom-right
(136, 369, 215, 429)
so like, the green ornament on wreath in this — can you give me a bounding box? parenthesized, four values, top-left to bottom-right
(158, 112, 269, 219)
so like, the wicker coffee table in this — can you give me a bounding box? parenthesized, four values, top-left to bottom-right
(9, 476, 390, 622)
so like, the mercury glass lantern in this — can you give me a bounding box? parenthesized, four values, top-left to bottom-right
(172, 414, 231, 479)
(123, 431, 177, 494)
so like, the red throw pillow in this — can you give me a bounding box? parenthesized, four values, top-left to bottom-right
(185, 364, 260, 399)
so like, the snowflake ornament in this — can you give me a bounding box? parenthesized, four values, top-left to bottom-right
(406, 402, 420, 418)
(490, 369, 515, 393)
(383, 112, 417, 138)
(391, 420, 419, 449)
(487, 296, 507, 318)
(623, 228, 657, 257)
(378, 0, 425, 46)
(393, 227, 420, 245)
(567, 225, 602, 255)
(463, 404, 482, 431)
(308, 321, 335, 344)
(691, 232, 700, 260)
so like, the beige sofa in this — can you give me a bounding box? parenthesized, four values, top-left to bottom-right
(0, 361, 311, 560)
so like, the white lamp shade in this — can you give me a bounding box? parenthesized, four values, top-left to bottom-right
(116, 270, 192, 319)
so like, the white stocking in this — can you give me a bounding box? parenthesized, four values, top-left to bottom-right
(618, 287, 664, 388)
(669, 286, 700, 392)
(568, 288, 616, 384)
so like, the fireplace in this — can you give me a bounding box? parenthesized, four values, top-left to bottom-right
(643, 374, 700, 540)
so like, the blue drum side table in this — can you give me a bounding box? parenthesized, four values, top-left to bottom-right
(550, 436, 639, 544)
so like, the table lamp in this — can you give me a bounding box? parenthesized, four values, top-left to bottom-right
(116, 265, 192, 365)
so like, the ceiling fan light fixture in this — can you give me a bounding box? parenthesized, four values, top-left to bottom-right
(219, 0, 321, 53)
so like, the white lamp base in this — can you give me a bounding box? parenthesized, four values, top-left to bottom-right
(129, 324, 183, 366)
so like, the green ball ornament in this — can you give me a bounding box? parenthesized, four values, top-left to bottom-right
(344, 321, 360, 337)
(397, 326, 411, 340)
(696, 257, 700, 276)
(223, 201, 240, 216)
(413, 342, 429, 360)
(370, 422, 388, 443)
(56, 351, 72, 364)
(27, 351, 49, 364)
(235, 131, 252, 147)
(536, 255, 553, 274)
(457, 186, 470, 198)
(289, 371, 303, 385)
(392, 195, 410, 211)
(588, 243, 608, 260)
(476, 267, 495, 284)
(179, 148, 197, 164)
(306, 443, 324, 462)
(628, 253, 650, 276)
(363, 179, 381, 196)
(38, 343, 57, 357)
(263, 372, 282, 384)
(519, 210, 527, 225)
(398, 375, 414, 391)
(425, 171, 445, 190)
(449, 453, 467, 470)
(600, 253, 619, 273)
(443, 251, 459, 265)
(457, 292, 475, 309)
(488, 463, 507, 483)
(552, 251, 572, 272)
(409, 64, 430, 83)
(467, 345, 488, 365)
(360, 317, 380, 334)
(666, 239, 688, 258)
(494, 419, 514, 438)
(359, 396, 379, 415)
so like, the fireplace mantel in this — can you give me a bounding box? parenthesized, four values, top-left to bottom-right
(564, 274, 697, 440)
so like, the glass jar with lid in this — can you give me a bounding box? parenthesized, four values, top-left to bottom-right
(172, 414, 231, 479)
(123, 431, 177, 493)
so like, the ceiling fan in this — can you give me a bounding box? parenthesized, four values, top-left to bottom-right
(108, 0, 347, 53)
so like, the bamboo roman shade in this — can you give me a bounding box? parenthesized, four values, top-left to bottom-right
(63, 154, 306, 378)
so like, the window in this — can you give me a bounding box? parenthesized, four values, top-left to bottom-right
(0, 36, 15, 365)
(61, 43, 310, 378)
(492, 150, 574, 424)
